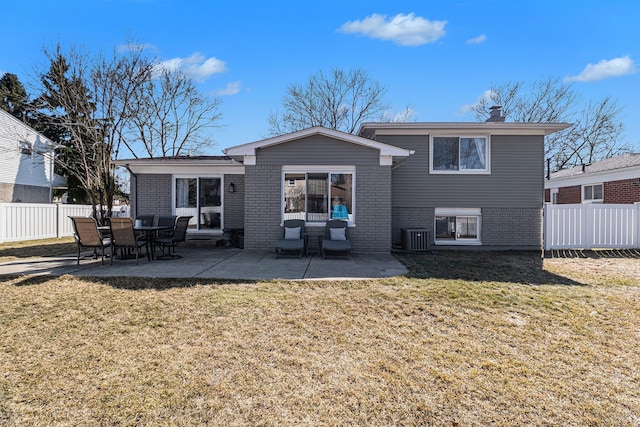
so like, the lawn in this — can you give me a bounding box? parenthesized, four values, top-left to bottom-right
(0, 241, 639, 425)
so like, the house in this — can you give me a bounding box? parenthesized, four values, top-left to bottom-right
(115, 111, 569, 252)
(0, 109, 65, 203)
(544, 153, 640, 204)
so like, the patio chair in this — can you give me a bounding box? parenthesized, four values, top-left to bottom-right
(275, 219, 307, 258)
(109, 217, 149, 265)
(156, 216, 192, 259)
(321, 220, 351, 259)
(135, 214, 155, 226)
(69, 216, 112, 265)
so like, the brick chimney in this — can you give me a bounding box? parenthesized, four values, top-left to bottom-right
(486, 105, 505, 122)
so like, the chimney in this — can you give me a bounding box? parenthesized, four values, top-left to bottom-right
(486, 105, 505, 122)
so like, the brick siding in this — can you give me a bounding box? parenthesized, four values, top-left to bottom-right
(556, 185, 581, 204)
(603, 178, 640, 204)
(481, 207, 542, 249)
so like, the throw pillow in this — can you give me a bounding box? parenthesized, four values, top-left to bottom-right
(285, 226, 301, 240)
(330, 227, 346, 240)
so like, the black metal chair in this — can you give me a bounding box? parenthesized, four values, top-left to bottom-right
(109, 217, 149, 265)
(69, 216, 112, 265)
(156, 216, 192, 259)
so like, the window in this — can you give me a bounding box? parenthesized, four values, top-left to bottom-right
(175, 177, 222, 231)
(582, 184, 603, 203)
(430, 136, 489, 173)
(283, 169, 354, 224)
(434, 208, 481, 245)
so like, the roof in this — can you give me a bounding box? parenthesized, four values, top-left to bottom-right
(358, 121, 572, 138)
(550, 153, 640, 179)
(224, 126, 414, 166)
(112, 155, 243, 174)
(545, 153, 640, 189)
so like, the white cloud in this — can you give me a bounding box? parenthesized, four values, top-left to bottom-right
(466, 34, 487, 44)
(457, 89, 495, 115)
(338, 13, 446, 46)
(214, 81, 242, 96)
(157, 53, 227, 81)
(564, 55, 637, 83)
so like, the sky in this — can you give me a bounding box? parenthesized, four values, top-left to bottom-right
(1, 0, 639, 156)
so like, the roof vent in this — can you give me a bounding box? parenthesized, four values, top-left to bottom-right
(486, 105, 505, 122)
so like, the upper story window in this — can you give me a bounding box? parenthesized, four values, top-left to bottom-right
(283, 167, 354, 224)
(430, 136, 490, 174)
(582, 184, 603, 203)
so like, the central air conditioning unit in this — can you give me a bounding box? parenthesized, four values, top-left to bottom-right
(401, 228, 431, 251)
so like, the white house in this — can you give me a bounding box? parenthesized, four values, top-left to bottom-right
(0, 109, 65, 203)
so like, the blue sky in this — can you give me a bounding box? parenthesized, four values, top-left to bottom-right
(2, 0, 639, 155)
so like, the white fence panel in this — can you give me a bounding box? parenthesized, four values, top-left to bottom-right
(545, 204, 640, 250)
(58, 204, 94, 237)
(0, 203, 126, 243)
(0, 203, 58, 243)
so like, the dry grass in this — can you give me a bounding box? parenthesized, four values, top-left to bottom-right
(0, 245, 639, 425)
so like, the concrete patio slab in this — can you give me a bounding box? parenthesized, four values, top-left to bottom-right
(0, 247, 408, 281)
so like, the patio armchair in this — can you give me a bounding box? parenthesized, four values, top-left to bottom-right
(275, 219, 307, 258)
(155, 216, 192, 259)
(69, 216, 112, 265)
(321, 220, 351, 259)
(109, 217, 149, 265)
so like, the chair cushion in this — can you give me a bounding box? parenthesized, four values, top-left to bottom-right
(276, 239, 304, 250)
(323, 239, 351, 251)
(329, 227, 346, 241)
(285, 226, 301, 240)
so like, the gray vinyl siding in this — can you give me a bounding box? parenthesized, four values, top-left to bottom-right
(244, 135, 391, 252)
(378, 134, 545, 249)
(380, 134, 544, 208)
(256, 135, 379, 165)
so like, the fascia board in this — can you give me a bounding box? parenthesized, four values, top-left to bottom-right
(115, 161, 244, 175)
(545, 166, 640, 189)
(360, 122, 572, 137)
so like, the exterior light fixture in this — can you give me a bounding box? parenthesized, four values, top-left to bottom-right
(228, 182, 235, 193)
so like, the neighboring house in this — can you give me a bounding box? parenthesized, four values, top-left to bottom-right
(544, 153, 640, 204)
(0, 109, 65, 203)
(115, 111, 568, 252)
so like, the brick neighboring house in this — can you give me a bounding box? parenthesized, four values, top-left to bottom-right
(544, 153, 640, 204)
(115, 114, 569, 252)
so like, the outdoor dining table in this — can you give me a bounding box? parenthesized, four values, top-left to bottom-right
(134, 225, 173, 260)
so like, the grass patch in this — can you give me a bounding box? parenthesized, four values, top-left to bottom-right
(1, 250, 639, 425)
(0, 237, 76, 262)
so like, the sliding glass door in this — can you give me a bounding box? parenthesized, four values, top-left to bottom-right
(175, 177, 222, 231)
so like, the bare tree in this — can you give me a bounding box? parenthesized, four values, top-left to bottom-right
(35, 43, 153, 219)
(268, 68, 392, 135)
(470, 78, 629, 170)
(123, 67, 222, 158)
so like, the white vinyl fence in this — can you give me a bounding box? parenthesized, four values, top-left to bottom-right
(544, 204, 640, 250)
(0, 203, 129, 243)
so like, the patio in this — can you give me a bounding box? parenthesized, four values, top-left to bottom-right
(0, 246, 408, 280)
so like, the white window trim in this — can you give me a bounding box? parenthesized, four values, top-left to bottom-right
(429, 135, 491, 175)
(582, 183, 603, 203)
(434, 207, 482, 245)
(281, 165, 356, 226)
